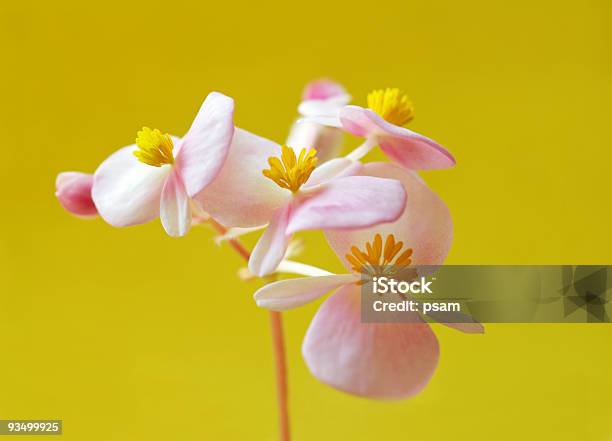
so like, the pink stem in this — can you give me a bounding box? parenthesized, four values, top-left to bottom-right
(209, 218, 291, 441)
(269, 311, 290, 441)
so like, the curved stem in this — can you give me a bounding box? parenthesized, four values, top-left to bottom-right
(346, 137, 378, 161)
(208, 217, 291, 441)
(209, 218, 251, 261)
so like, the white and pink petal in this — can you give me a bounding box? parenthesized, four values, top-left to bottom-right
(326, 162, 453, 272)
(175, 92, 235, 197)
(92, 145, 171, 227)
(196, 128, 291, 228)
(302, 284, 440, 399)
(339, 105, 455, 170)
(287, 175, 407, 234)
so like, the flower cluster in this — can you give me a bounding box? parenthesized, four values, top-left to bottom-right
(56, 79, 481, 401)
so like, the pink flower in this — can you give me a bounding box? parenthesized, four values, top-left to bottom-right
(254, 163, 482, 399)
(196, 134, 407, 277)
(91, 92, 234, 237)
(55, 172, 98, 218)
(286, 79, 350, 162)
(306, 87, 455, 170)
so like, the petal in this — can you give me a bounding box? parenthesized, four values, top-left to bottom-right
(298, 95, 348, 130)
(432, 317, 485, 334)
(55, 172, 98, 218)
(254, 274, 357, 311)
(418, 300, 484, 333)
(160, 168, 191, 237)
(304, 157, 362, 187)
(248, 203, 292, 277)
(196, 128, 290, 228)
(276, 260, 334, 277)
(302, 79, 347, 100)
(92, 145, 170, 227)
(298, 114, 343, 129)
(297, 89, 349, 131)
(378, 131, 455, 170)
(286, 121, 344, 163)
(338, 105, 377, 137)
(286, 176, 406, 234)
(339, 106, 455, 170)
(303, 284, 440, 400)
(298, 96, 350, 119)
(326, 162, 453, 272)
(175, 92, 234, 197)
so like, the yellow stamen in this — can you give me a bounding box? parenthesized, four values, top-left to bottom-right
(346, 233, 413, 275)
(367, 88, 415, 126)
(133, 127, 174, 167)
(263, 146, 318, 193)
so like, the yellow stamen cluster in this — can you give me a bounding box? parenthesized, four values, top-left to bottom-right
(133, 127, 175, 167)
(367, 88, 415, 127)
(263, 146, 318, 193)
(346, 234, 413, 275)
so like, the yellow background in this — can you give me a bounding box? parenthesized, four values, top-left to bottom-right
(1, 0, 611, 440)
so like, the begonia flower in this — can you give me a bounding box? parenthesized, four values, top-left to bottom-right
(305, 87, 455, 170)
(196, 135, 407, 277)
(91, 92, 234, 237)
(55, 172, 98, 218)
(254, 162, 481, 399)
(286, 79, 350, 162)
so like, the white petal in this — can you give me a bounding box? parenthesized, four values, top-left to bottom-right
(92, 145, 170, 227)
(276, 260, 334, 277)
(248, 203, 292, 277)
(160, 168, 192, 237)
(298, 95, 350, 117)
(304, 157, 362, 187)
(254, 274, 357, 311)
(297, 115, 343, 128)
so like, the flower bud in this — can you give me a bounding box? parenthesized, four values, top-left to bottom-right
(55, 172, 98, 218)
(302, 78, 347, 101)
